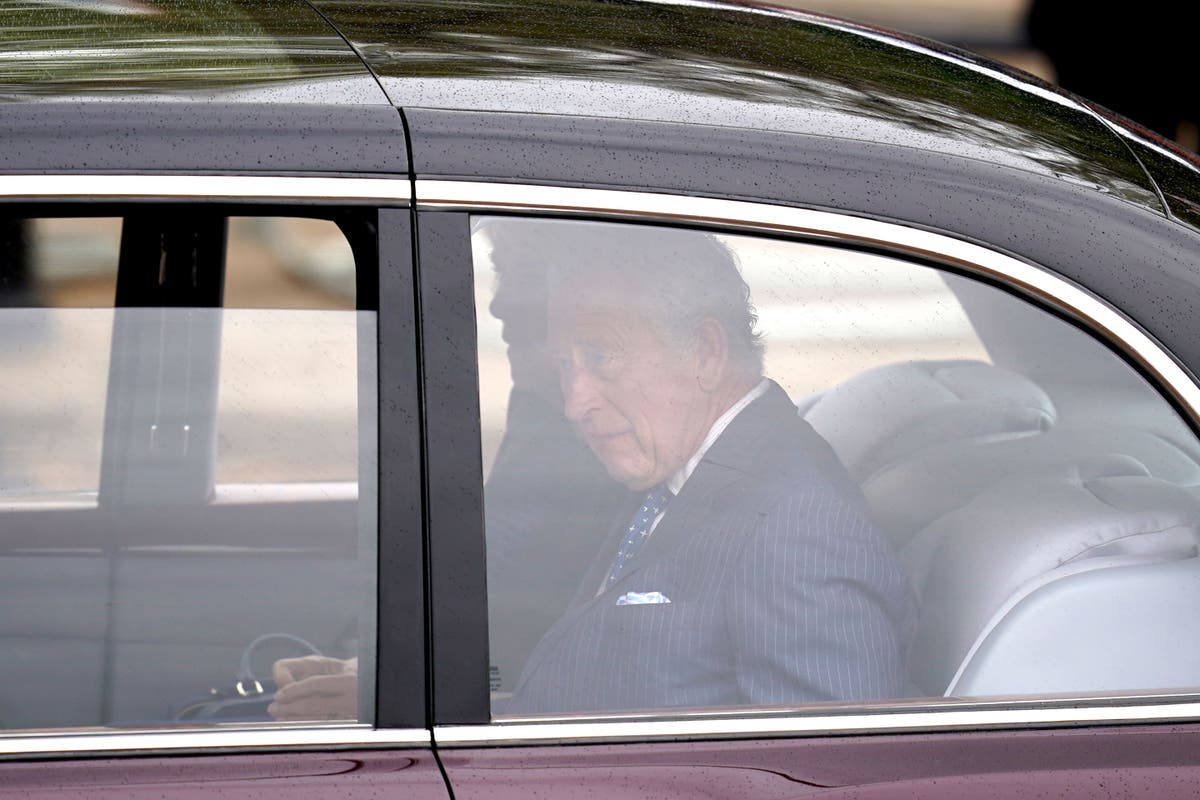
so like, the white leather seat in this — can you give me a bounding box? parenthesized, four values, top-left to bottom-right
(901, 455, 1200, 696)
(804, 359, 1056, 487)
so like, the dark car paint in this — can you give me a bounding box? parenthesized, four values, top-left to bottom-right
(3, 1, 1200, 798)
(1118, 134, 1200, 233)
(414, 212, 491, 725)
(0, 103, 408, 176)
(375, 208, 428, 730)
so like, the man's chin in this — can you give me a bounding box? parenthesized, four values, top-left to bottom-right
(600, 460, 658, 492)
(582, 434, 658, 489)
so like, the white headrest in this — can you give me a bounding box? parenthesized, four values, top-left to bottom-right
(804, 360, 1056, 482)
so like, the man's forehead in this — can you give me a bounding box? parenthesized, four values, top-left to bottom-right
(548, 281, 635, 321)
(550, 264, 641, 298)
(549, 301, 664, 359)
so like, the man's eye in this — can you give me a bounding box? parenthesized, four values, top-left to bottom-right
(581, 347, 613, 371)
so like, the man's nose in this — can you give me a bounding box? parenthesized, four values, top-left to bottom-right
(560, 365, 601, 422)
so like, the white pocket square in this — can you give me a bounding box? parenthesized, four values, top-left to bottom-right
(616, 591, 671, 606)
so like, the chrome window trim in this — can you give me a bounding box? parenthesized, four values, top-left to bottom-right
(0, 726, 429, 758)
(417, 179, 1200, 426)
(437, 699, 1200, 746)
(0, 174, 411, 202)
(419, 179, 1200, 743)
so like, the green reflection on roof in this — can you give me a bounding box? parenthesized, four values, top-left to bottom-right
(0, 0, 379, 102)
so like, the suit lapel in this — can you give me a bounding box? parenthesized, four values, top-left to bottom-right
(618, 460, 742, 579)
(597, 381, 797, 589)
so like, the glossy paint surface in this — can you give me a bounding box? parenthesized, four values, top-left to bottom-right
(1119, 133, 1200, 233)
(0, 0, 384, 104)
(441, 724, 1200, 798)
(315, 0, 1158, 207)
(0, 103, 409, 175)
(0, 750, 448, 799)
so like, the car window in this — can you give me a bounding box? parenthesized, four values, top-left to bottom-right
(1, 217, 120, 502)
(472, 215, 1200, 719)
(0, 210, 376, 731)
(219, 218, 359, 485)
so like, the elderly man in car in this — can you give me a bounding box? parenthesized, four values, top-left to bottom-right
(271, 223, 912, 719)
(499, 223, 913, 714)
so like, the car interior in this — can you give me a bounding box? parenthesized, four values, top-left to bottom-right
(803, 272, 1200, 699)
(471, 217, 1200, 717)
(0, 209, 376, 730)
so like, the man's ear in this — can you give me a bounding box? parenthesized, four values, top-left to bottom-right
(695, 317, 729, 392)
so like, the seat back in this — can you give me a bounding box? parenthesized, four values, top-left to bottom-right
(901, 455, 1200, 696)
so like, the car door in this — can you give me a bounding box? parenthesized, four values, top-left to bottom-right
(415, 180, 1200, 797)
(0, 174, 446, 798)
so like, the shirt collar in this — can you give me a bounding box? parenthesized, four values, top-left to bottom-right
(666, 378, 770, 496)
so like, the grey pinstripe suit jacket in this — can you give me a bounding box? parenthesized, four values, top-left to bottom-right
(506, 381, 914, 715)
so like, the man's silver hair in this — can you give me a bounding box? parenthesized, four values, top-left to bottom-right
(481, 218, 764, 377)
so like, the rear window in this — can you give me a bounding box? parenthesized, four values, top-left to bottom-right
(0, 209, 377, 731)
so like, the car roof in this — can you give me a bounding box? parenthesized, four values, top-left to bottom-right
(0, 0, 1162, 204)
(0, 0, 405, 175)
(311, 0, 1159, 206)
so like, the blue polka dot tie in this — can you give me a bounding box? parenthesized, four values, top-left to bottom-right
(603, 484, 672, 591)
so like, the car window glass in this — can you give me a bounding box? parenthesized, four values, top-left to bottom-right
(0, 217, 119, 503)
(218, 217, 359, 485)
(473, 215, 1200, 720)
(224, 217, 355, 310)
(0, 210, 375, 732)
(3, 217, 121, 307)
